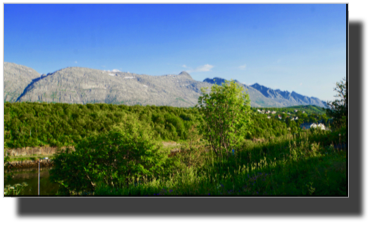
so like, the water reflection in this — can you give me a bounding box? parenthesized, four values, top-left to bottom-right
(4, 167, 59, 196)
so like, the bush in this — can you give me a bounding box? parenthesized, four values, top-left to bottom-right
(50, 116, 170, 195)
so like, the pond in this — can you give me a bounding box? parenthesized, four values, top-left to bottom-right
(4, 167, 59, 196)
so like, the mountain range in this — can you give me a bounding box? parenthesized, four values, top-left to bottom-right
(3, 62, 327, 108)
(250, 83, 327, 108)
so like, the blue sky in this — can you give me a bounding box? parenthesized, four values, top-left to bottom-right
(4, 4, 346, 102)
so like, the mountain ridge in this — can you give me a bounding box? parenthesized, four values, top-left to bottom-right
(4, 62, 327, 108)
(202, 79, 327, 108)
(250, 82, 327, 108)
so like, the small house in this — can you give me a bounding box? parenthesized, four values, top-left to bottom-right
(317, 123, 326, 130)
(310, 123, 326, 130)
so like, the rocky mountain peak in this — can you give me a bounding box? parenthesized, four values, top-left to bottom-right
(179, 71, 191, 77)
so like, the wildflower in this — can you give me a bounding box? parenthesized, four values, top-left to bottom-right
(170, 189, 173, 193)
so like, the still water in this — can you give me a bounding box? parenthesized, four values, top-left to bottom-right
(4, 167, 59, 196)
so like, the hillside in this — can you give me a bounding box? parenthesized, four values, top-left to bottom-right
(285, 105, 327, 114)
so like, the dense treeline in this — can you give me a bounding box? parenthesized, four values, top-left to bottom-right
(4, 102, 297, 149)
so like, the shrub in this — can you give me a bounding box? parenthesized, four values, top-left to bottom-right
(50, 116, 170, 195)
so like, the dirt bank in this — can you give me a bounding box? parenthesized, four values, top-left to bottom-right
(5, 159, 54, 170)
(4, 142, 187, 169)
(5, 146, 74, 157)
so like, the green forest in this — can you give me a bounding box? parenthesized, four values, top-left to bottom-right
(4, 101, 310, 149)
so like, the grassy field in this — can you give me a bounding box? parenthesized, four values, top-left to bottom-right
(5, 128, 346, 196)
(94, 129, 347, 196)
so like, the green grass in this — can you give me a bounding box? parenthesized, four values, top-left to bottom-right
(93, 129, 347, 196)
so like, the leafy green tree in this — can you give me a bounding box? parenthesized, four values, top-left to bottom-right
(326, 78, 347, 129)
(197, 80, 251, 159)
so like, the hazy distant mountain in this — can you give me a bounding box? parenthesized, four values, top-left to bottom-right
(203, 77, 284, 107)
(5, 62, 327, 108)
(202, 77, 327, 108)
(250, 83, 327, 108)
(4, 62, 40, 102)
